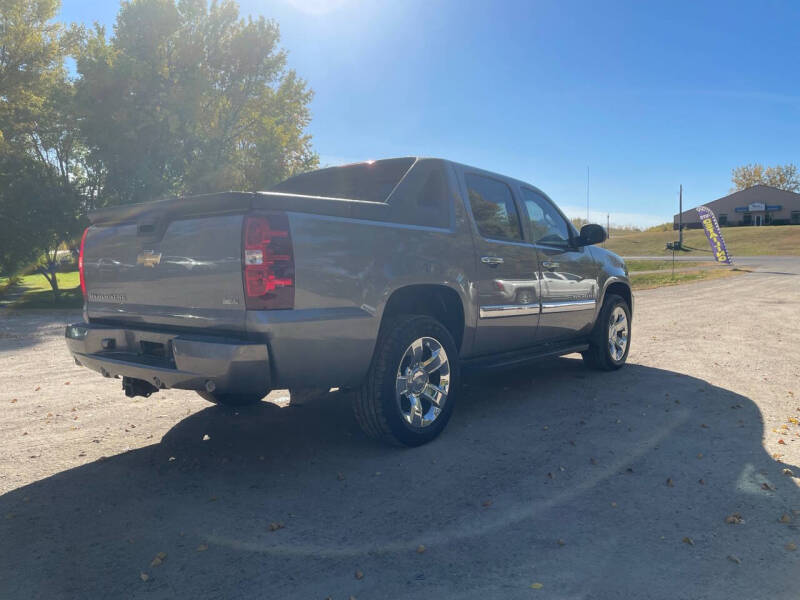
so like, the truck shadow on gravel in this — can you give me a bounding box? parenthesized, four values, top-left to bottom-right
(2, 359, 800, 599)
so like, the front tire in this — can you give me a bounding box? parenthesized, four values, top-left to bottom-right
(353, 315, 459, 446)
(196, 391, 265, 407)
(582, 293, 631, 371)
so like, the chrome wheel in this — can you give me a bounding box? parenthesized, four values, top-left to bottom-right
(607, 306, 629, 361)
(395, 337, 451, 428)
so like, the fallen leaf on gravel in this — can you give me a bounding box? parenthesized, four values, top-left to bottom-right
(727, 555, 741, 564)
(778, 439, 786, 445)
(666, 478, 674, 487)
(416, 545, 426, 554)
(10, 398, 17, 403)
(773, 453, 784, 460)
(785, 543, 797, 552)
(530, 583, 543, 589)
(761, 482, 776, 491)
(780, 514, 792, 524)
(269, 522, 284, 532)
(683, 537, 694, 546)
(64, 382, 70, 385)
(202, 434, 210, 441)
(197, 544, 208, 552)
(140, 572, 149, 582)
(35, 386, 40, 391)
(725, 513, 744, 525)
(355, 570, 364, 580)
(783, 468, 794, 476)
(790, 418, 799, 425)
(149, 552, 167, 567)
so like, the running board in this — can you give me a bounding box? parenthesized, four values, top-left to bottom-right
(462, 342, 590, 372)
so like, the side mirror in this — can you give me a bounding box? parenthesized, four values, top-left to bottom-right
(577, 223, 607, 246)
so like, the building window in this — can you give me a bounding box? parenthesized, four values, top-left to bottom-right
(792, 211, 800, 225)
(742, 213, 752, 225)
(718, 213, 728, 226)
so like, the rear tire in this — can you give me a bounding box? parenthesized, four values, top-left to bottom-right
(196, 391, 264, 407)
(582, 293, 631, 371)
(353, 315, 459, 446)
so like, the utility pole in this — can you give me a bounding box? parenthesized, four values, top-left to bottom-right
(607, 213, 610, 237)
(679, 184, 683, 248)
(586, 166, 590, 221)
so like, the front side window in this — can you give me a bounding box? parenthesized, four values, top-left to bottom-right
(465, 174, 522, 241)
(520, 187, 570, 245)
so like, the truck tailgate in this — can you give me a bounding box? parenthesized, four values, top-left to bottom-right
(84, 213, 247, 332)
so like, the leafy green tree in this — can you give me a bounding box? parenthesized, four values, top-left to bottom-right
(76, 0, 318, 207)
(731, 163, 799, 193)
(0, 153, 81, 297)
(0, 0, 85, 297)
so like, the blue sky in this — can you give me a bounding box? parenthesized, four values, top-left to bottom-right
(58, 0, 800, 227)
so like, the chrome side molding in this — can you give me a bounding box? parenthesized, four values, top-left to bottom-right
(541, 300, 596, 313)
(479, 304, 540, 318)
(479, 299, 596, 318)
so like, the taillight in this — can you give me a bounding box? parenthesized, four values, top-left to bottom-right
(78, 227, 89, 299)
(242, 214, 294, 310)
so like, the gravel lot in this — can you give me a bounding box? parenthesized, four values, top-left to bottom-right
(1, 257, 799, 599)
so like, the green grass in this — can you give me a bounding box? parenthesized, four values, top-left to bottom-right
(630, 268, 746, 290)
(625, 260, 713, 272)
(1, 271, 82, 309)
(604, 225, 800, 257)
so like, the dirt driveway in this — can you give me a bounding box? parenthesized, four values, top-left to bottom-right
(1, 258, 799, 599)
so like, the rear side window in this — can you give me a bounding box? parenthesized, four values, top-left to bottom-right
(270, 158, 415, 203)
(465, 174, 522, 241)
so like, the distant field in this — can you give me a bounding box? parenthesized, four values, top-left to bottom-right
(603, 225, 800, 257)
(630, 267, 746, 290)
(625, 260, 712, 272)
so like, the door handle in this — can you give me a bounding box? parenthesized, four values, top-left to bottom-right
(481, 256, 504, 266)
(542, 261, 559, 269)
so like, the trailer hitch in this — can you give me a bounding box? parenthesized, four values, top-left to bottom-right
(122, 376, 159, 398)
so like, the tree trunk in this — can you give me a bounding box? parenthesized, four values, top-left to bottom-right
(36, 265, 60, 303)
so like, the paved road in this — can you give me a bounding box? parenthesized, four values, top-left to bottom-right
(1, 258, 799, 599)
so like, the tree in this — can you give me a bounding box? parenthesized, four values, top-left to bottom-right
(0, 0, 85, 298)
(0, 153, 81, 297)
(76, 0, 318, 207)
(731, 163, 800, 193)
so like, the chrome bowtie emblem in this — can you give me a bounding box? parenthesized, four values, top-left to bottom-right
(137, 250, 162, 267)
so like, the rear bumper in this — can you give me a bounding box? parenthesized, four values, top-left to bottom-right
(65, 322, 270, 394)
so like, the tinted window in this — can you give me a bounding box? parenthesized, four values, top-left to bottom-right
(521, 187, 570, 245)
(465, 174, 522, 241)
(271, 157, 415, 202)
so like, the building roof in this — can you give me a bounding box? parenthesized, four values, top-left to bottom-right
(674, 184, 800, 220)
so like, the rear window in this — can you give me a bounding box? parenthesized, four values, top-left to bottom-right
(270, 158, 415, 203)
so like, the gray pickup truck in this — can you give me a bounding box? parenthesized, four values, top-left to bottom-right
(66, 157, 632, 446)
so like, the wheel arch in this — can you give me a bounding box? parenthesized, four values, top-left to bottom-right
(379, 284, 466, 352)
(600, 278, 633, 319)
